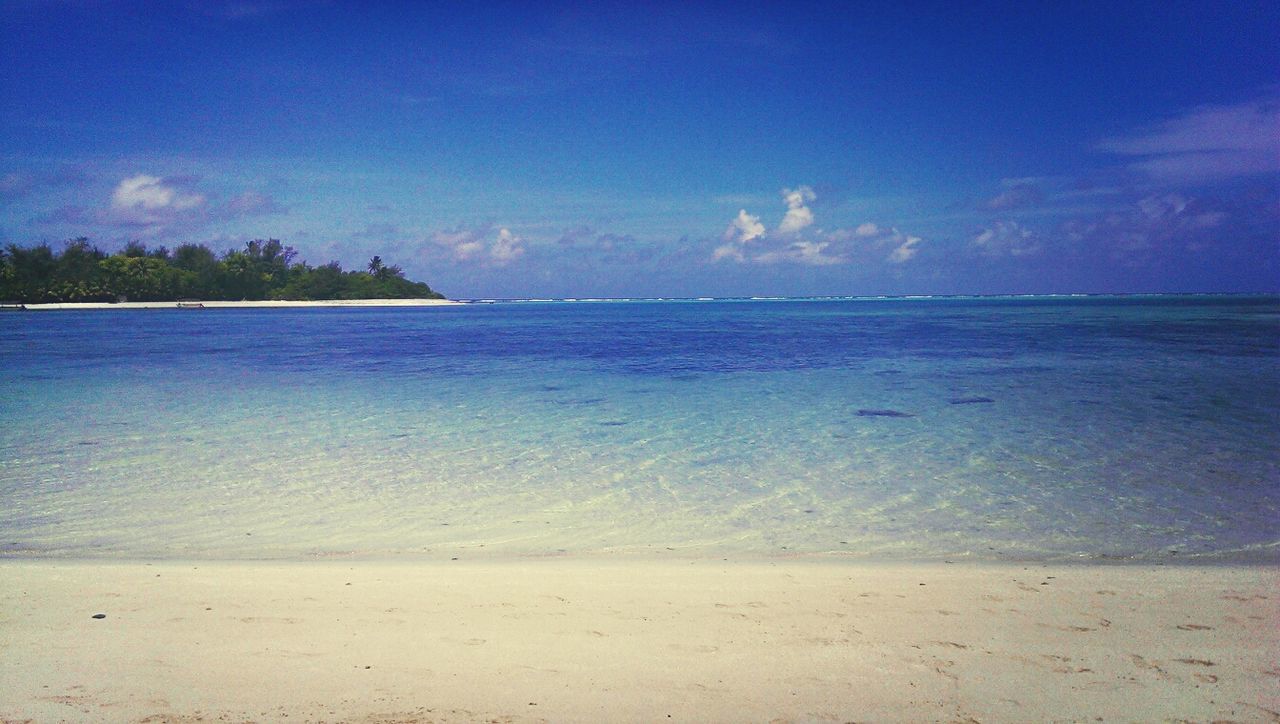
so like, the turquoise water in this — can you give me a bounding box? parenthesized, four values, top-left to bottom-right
(1, 296, 1277, 562)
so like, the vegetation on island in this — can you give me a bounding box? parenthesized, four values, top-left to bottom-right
(0, 238, 444, 303)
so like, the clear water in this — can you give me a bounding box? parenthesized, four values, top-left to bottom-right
(2, 296, 1277, 562)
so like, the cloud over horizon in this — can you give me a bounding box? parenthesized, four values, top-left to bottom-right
(429, 225, 527, 266)
(777, 186, 816, 234)
(714, 186, 926, 267)
(26, 173, 289, 241)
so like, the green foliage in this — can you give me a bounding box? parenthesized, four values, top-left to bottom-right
(0, 238, 444, 303)
(97, 256, 188, 301)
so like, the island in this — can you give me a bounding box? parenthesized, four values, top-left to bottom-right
(0, 238, 450, 306)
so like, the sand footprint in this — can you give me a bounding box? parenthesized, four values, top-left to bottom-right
(1129, 654, 1173, 680)
(670, 643, 719, 653)
(1193, 673, 1219, 683)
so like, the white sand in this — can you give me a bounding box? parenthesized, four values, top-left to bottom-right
(1, 560, 1276, 722)
(17, 298, 462, 310)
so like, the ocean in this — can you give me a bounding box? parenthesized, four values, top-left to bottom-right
(2, 296, 1277, 562)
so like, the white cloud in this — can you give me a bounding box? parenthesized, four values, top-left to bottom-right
(1137, 193, 1188, 220)
(971, 221, 1040, 257)
(713, 187, 925, 267)
(777, 185, 815, 234)
(712, 243, 745, 262)
(432, 229, 485, 261)
(431, 226, 525, 265)
(755, 240, 845, 266)
(454, 240, 486, 260)
(490, 227, 525, 264)
(1132, 193, 1225, 231)
(111, 174, 204, 212)
(724, 209, 765, 243)
(1060, 193, 1238, 259)
(1098, 96, 1280, 181)
(95, 174, 209, 230)
(714, 186, 819, 263)
(983, 182, 1042, 211)
(887, 235, 922, 264)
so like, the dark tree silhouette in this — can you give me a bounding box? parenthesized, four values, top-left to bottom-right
(0, 238, 444, 303)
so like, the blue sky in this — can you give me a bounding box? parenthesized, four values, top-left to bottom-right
(2, 1, 1277, 298)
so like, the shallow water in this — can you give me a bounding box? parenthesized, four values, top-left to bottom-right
(2, 296, 1277, 562)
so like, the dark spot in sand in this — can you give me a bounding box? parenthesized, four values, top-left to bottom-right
(91, 613, 106, 619)
(857, 409, 914, 418)
(948, 396, 994, 405)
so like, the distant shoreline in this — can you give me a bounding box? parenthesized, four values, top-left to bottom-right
(7, 298, 463, 310)
(5, 293, 1275, 311)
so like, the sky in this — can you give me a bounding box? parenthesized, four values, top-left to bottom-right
(1, 1, 1278, 298)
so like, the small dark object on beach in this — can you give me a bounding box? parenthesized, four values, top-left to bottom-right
(857, 409, 914, 418)
(948, 396, 995, 405)
(91, 613, 106, 619)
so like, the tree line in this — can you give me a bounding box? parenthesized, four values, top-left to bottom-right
(0, 238, 444, 303)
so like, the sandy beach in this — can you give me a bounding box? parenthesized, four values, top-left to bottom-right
(1, 560, 1275, 723)
(12, 298, 463, 310)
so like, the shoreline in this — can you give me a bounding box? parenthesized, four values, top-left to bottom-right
(6, 293, 1276, 311)
(7, 298, 463, 310)
(4, 550, 1277, 568)
(2, 558, 1276, 722)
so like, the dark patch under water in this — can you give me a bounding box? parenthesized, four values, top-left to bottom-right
(857, 409, 915, 418)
